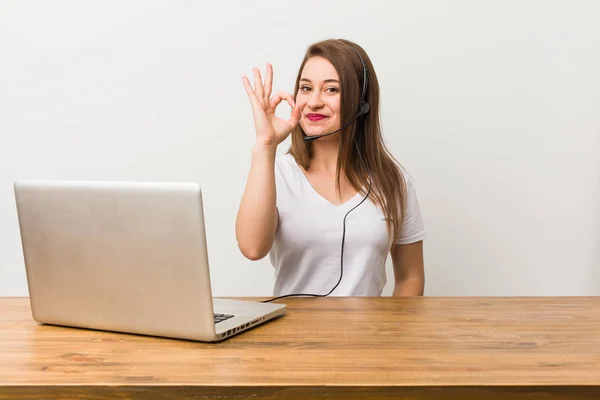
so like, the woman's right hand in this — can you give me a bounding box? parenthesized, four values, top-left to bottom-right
(242, 63, 303, 147)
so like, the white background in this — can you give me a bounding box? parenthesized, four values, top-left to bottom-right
(1, 0, 599, 297)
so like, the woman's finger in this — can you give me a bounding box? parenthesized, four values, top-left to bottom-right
(253, 68, 264, 100)
(242, 76, 261, 111)
(269, 91, 295, 110)
(263, 63, 273, 101)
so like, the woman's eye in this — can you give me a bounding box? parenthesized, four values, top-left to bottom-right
(299, 85, 338, 93)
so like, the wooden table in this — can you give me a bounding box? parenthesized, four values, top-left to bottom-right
(1, 297, 600, 399)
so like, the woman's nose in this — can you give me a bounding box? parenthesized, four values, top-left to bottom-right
(307, 90, 324, 109)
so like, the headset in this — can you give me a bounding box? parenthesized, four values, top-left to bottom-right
(262, 48, 373, 303)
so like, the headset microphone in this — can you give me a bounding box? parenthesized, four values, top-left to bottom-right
(303, 111, 362, 142)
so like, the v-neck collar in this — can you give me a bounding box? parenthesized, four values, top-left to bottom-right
(286, 154, 364, 210)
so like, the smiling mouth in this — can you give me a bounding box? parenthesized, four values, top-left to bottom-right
(306, 114, 328, 122)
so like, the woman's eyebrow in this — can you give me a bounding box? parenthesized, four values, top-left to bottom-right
(300, 78, 340, 83)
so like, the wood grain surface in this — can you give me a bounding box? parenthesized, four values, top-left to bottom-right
(2, 296, 600, 399)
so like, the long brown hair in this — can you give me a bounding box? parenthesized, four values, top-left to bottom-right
(287, 39, 407, 247)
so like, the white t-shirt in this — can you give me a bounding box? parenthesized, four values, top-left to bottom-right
(268, 153, 426, 296)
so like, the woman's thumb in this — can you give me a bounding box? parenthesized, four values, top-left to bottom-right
(289, 101, 304, 126)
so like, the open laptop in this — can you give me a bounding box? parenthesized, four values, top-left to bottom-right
(13, 180, 286, 342)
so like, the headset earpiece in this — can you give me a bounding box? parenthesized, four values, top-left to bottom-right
(358, 101, 370, 117)
(354, 49, 369, 119)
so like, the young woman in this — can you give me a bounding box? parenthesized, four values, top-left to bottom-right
(237, 39, 426, 299)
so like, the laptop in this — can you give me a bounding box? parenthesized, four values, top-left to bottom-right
(13, 180, 286, 342)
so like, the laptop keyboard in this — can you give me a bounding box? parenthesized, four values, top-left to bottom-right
(214, 313, 234, 324)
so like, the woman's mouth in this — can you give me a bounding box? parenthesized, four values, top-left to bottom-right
(306, 113, 328, 122)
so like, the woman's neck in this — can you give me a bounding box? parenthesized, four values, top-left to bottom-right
(308, 138, 340, 174)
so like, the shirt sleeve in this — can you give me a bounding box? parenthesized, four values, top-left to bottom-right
(395, 171, 427, 245)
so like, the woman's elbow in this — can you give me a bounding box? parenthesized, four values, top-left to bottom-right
(238, 243, 270, 261)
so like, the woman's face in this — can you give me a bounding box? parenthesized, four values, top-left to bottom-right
(297, 57, 342, 138)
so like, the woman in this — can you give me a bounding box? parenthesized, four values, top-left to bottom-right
(237, 39, 426, 299)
